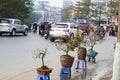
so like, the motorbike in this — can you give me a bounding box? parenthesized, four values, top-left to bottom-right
(39, 29, 45, 36)
(44, 32, 50, 39)
(32, 28, 37, 34)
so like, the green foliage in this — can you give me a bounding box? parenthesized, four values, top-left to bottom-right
(55, 43, 71, 56)
(24, 21, 32, 30)
(70, 33, 86, 49)
(108, 0, 118, 16)
(56, 32, 86, 56)
(0, 0, 33, 20)
(92, 1, 118, 21)
(75, 0, 91, 20)
(24, 12, 42, 30)
(26, 12, 42, 23)
(61, 8, 70, 22)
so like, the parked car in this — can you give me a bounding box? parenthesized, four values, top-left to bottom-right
(49, 22, 83, 42)
(0, 18, 28, 36)
(78, 23, 91, 34)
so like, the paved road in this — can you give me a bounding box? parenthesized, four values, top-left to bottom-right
(0, 33, 62, 80)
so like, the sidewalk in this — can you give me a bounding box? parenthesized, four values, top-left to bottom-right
(9, 35, 116, 80)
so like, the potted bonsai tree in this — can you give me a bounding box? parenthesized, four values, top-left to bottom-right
(71, 28, 87, 60)
(86, 29, 98, 63)
(56, 41, 75, 68)
(33, 48, 52, 74)
(73, 33, 87, 60)
(56, 28, 87, 67)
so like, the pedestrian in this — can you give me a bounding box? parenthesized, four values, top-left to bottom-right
(109, 27, 115, 36)
(32, 22, 38, 32)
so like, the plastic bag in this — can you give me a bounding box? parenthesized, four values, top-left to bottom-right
(87, 49, 98, 57)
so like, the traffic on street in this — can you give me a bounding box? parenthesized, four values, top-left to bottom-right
(0, 0, 119, 80)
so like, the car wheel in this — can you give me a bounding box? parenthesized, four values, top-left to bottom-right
(23, 29, 28, 36)
(45, 35, 48, 40)
(0, 33, 2, 36)
(11, 30, 16, 36)
(63, 38, 67, 42)
(50, 37, 55, 42)
(41, 33, 44, 36)
(39, 30, 41, 35)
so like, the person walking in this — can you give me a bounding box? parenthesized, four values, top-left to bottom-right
(32, 22, 38, 33)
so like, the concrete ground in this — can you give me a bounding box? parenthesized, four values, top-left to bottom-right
(7, 34, 116, 80)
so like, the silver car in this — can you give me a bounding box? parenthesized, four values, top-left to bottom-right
(0, 18, 28, 36)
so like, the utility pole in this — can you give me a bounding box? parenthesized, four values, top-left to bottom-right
(98, 5, 102, 26)
(110, 0, 112, 22)
(111, 0, 120, 80)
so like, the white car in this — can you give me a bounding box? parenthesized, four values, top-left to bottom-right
(49, 22, 83, 42)
(0, 18, 28, 36)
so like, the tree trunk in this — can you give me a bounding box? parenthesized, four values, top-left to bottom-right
(111, 43, 120, 80)
(111, 0, 120, 80)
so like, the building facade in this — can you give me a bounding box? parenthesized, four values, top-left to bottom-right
(63, 0, 73, 8)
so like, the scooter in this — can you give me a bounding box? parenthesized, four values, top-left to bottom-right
(32, 29, 37, 34)
(44, 33, 49, 39)
(39, 29, 45, 36)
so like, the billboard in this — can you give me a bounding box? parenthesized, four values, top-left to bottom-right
(77, 19, 87, 23)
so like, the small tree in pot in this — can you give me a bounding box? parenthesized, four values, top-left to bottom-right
(56, 29, 87, 67)
(56, 41, 75, 68)
(72, 32, 87, 60)
(33, 48, 52, 74)
(86, 29, 98, 63)
(68, 28, 87, 60)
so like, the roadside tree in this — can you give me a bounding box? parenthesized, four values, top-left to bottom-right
(74, 0, 91, 20)
(0, 0, 33, 21)
(111, 0, 120, 80)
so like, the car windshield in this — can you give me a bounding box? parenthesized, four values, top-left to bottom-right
(0, 19, 11, 24)
(52, 24, 68, 28)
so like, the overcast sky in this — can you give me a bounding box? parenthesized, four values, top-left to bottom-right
(35, 0, 110, 8)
